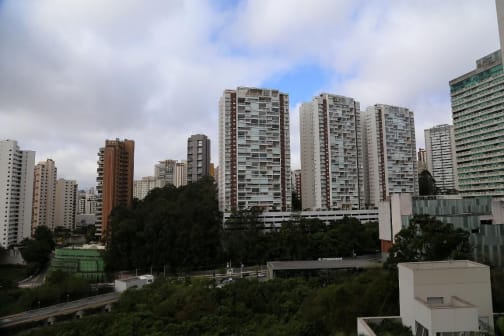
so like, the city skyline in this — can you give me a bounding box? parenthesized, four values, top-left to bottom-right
(0, 0, 498, 188)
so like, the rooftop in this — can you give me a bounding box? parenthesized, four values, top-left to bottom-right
(399, 260, 487, 271)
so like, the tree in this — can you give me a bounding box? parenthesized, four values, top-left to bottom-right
(105, 177, 222, 273)
(385, 215, 471, 269)
(418, 170, 436, 195)
(20, 225, 55, 272)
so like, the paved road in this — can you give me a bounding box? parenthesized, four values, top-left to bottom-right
(0, 292, 120, 328)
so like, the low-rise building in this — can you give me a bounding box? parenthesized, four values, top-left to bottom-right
(114, 274, 154, 292)
(379, 194, 504, 266)
(358, 260, 494, 335)
(223, 209, 378, 228)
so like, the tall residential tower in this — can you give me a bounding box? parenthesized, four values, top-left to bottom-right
(363, 104, 418, 207)
(299, 94, 364, 210)
(424, 124, 458, 192)
(55, 179, 77, 230)
(96, 139, 134, 239)
(32, 159, 57, 232)
(187, 134, 211, 183)
(219, 87, 291, 211)
(0, 140, 35, 248)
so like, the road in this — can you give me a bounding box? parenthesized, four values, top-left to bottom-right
(0, 292, 120, 328)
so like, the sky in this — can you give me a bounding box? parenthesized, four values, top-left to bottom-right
(0, 0, 499, 189)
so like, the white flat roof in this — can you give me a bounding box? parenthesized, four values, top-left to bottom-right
(399, 260, 487, 270)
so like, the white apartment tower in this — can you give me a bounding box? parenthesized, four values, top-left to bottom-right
(425, 124, 458, 192)
(55, 179, 77, 230)
(363, 104, 418, 207)
(300, 94, 364, 210)
(133, 176, 163, 200)
(32, 158, 57, 232)
(219, 87, 291, 211)
(0, 140, 35, 248)
(174, 161, 187, 187)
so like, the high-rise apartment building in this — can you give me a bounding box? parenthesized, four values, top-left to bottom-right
(154, 159, 187, 188)
(96, 139, 134, 239)
(300, 94, 364, 210)
(292, 169, 302, 197)
(77, 188, 97, 215)
(174, 161, 187, 187)
(133, 176, 163, 200)
(450, 52, 504, 196)
(363, 104, 418, 207)
(0, 140, 35, 248)
(219, 87, 291, 211)
(417, 148, 427, 173)
(55, 179, 77, 230)
(32, 159, 57, 232)
(424, 124, 458, 192)
(155, 160, 177, 186)
(187, 134, 211, 183)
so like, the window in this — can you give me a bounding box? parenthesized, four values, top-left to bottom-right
(426, 297, 444, 305)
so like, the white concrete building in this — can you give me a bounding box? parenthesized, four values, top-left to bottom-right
(32, 159, 57, 232)
(0, 140, 35, 248)
(357, 260, 494, 335)
(114, 274, 154, 292)
(219, 87, 291, 211)
(223, 209, 378, 228)
(174, 161, 187, 187)
(133, 176, 163, 200)
(55, 179, 77, 230)
(400, 261, 493, 334)
(425, 124, 458, 192)
(300, 94, 364, 210)
(155, 159, 187, 188)
(363, 104, 418, 207)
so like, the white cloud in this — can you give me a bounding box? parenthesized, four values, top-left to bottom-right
(0, 0, 499, 188)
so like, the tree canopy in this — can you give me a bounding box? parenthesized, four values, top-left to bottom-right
(385, 215, 471, 269)
(104, 177, 222, 273)
(20, 225, 55, 273)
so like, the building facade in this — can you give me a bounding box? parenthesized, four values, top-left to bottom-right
(133, 176, 163, 200)
(0, 140, 35, 248)
(219, 87, 291, 211)
(363, 104, 418, 207)
(32, 159, 57, 232)
(292, 169, 302, 197)
(417, 148, 427, 173)
(450, 50, 504, 197)
(379, 193, 504, 266)
(358, 260, 494, 335)
(174, 161, 187, 187)
(424, 124, 458, 192)
(187, 134, 211, 183)
(55, 179, 77, 230)
(300, 94, 364, 210)
(96, 139, 134, 239)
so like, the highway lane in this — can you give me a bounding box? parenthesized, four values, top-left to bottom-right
(0, 292, 120, 328)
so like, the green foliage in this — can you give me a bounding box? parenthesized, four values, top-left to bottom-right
(104, 177, 222, 273)
(224, 214, 380, 265)
(0, 265, 27, 289)
(385, 215, 471, 269)
(20, 226, 55, 273)
(0, 271, 92, 316)
(418, 170, 436, 196)
(17, 270, 399, 336)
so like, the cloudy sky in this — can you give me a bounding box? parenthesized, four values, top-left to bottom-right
(0, 0, 499, 189)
